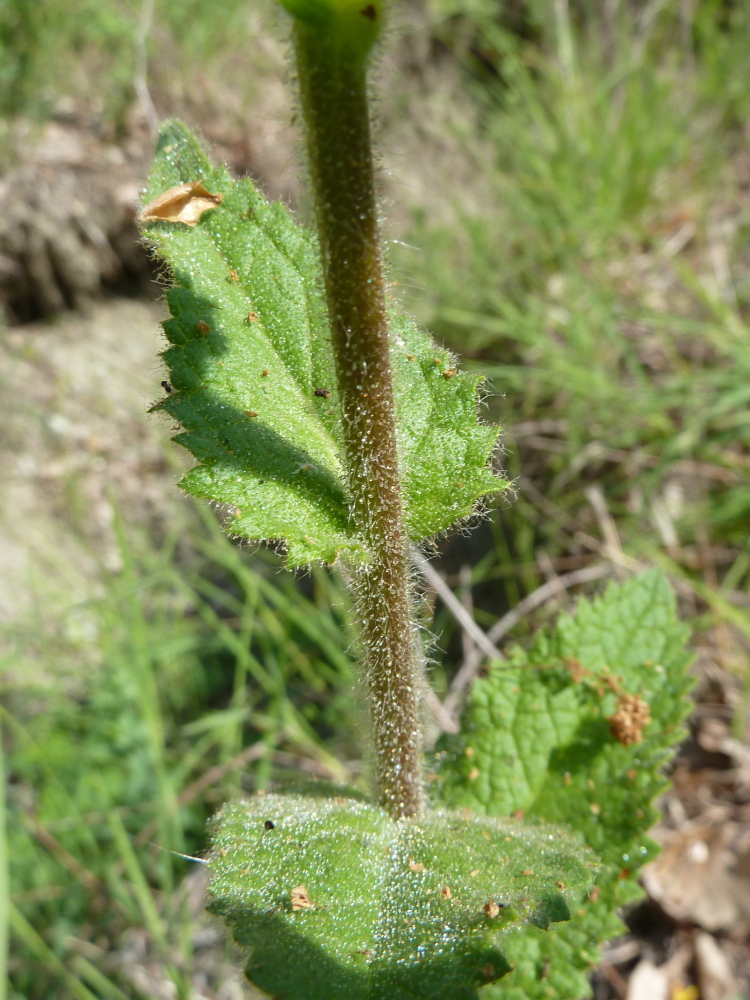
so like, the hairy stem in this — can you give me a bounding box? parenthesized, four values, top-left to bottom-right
(292, 16, 423, 818)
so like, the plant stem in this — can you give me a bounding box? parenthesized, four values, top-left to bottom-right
(292, 18, 423, 819)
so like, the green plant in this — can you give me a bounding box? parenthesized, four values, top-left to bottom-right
(137, 1, 693, 997)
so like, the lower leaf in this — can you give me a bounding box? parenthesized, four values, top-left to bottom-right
(209, 792, 597, 1000)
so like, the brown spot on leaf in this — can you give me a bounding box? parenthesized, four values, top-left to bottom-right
(197, 321, 210, 335)
(443, 368, 457, 379)
(484, 901, 501, 918)
(314, 388, 331, 398)
(409, 860, 425, 873)
(591, 803, 601, 815)
(565, 657, 586, 682)
(440, 886, 452, 899)
(555, 880, 566, 890)
(469, 869, 480, 877)
(588, 885, 601, 903)
(245, 312, 258, 324)
(360, 3, 376, 19)
(483, 965, 496, 980)
(229, 269, 239, 282)
(521, 869, 534, 876)
(244, 410, 258, 418)
(291, 885, 313, 910)
(464, 746, 474, 758)
(608, 693, 651, 746)
(468, 767, 480, 781)
(140, 182, 223, 227)
(262, 369, 270, 377)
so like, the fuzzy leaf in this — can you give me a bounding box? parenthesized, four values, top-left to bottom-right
(434, 570, 693, 1000)
(140, 120, 505, 566)
(209, 792, 597, 1000)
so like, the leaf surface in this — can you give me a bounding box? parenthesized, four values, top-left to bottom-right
(141, 120, 505, 565)
(434, 570, 693, 1000)
(209, 792, 596, 1000)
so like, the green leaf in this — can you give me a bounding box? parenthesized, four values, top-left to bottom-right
(140, 120, 505, 566)
(434, 570, 694, 1000)
(209, 792, 597, 1000)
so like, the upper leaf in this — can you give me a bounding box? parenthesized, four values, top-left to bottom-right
(434, 570, 693, 1000)
(140, 120, 505, 566)
(209, 792, 597, 1000)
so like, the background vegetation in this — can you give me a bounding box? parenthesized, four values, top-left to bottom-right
(2, 0, 749, 997)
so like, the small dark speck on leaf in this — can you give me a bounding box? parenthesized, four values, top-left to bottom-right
(161, 380, 173, 394)
(264, 820, 275, 830)
(244, 410, 258, 418)
(314, 388, 331, 398)
(360, 4, 377, 19)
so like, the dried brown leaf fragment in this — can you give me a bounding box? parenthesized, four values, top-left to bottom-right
(290, 885, 313, 910)
(140, 182, 223, 227)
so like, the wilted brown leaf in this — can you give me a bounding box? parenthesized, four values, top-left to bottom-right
(139, 182, 223, 226)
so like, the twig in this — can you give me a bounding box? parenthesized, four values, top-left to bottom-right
(585, 485, 625, 578)
(412, 549, 505, 663)
(271, 749, 346, 780)
(440, 563, 611, 728)
(23, 813, 106, 895)
(134, 740, 270, 848)
(536, 547, 567, 601)
(459, 564, 476, 666)
(134, 0, 158, 135)
(425, 688, 460, 735)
